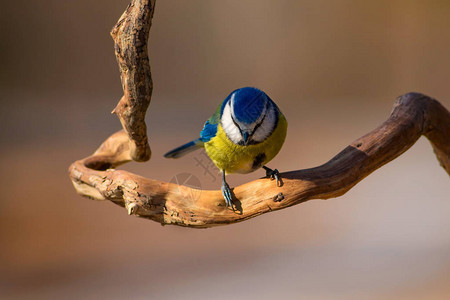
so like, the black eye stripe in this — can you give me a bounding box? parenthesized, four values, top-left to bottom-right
(250, 101, 271, 136)
(250, 110, 267, 136)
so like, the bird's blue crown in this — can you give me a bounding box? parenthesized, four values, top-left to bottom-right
(222, 87, 270, 124)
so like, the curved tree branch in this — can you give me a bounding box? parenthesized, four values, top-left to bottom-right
(68, 0, 450, 228)
(70, 92, 450, 228)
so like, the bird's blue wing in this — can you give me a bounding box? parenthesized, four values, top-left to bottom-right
(200, 119, 218, 143)
(165, 99, 228, 158)
(200, 101, 225, 142)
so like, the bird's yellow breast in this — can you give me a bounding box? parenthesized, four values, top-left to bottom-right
(204, 114, 287, 174)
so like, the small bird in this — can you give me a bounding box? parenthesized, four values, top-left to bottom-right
(164, 87, 288, 209)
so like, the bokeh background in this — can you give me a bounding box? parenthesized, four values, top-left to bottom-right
(1, 0, 449, 299)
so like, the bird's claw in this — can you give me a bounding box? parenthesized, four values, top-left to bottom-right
(221, 182, 235, 211)
(264, 166, 281, 187)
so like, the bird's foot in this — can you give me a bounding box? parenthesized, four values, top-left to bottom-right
(263, 166, 281, 187)
(221, 181, 235, 211)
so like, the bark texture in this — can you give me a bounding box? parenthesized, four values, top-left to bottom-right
(69, 0, 449, 228)
(110, 0, 156, 162)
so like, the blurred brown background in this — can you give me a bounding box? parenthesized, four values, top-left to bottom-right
(1, 0, 449, 299)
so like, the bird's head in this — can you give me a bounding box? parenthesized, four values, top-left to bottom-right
(221, 87, 279, 146)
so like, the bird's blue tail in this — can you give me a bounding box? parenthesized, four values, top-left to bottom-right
(164, 139, 204, 158)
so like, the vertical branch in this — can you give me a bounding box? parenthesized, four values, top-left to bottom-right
(110, 0, 156, 162)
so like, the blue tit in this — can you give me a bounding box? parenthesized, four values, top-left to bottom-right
(164, 87, 288, 209)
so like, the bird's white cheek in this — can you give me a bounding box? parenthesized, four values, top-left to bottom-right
(221, 104, 243, 144)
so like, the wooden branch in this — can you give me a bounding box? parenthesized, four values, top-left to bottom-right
(68, 0, 450, 228)
(69, 92, 450, 228)
(110, 0, 155, 162)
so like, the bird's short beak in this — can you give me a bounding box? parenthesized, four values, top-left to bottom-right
(243, 132, 250, 145)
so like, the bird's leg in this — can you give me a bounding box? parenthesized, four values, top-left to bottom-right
(263, 166, 281, 187)
(221, 170, 234, 211)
